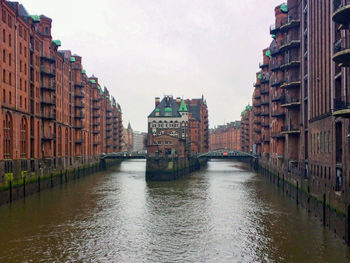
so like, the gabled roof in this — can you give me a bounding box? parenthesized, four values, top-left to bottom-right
(178, 100, 188, 112)
(148, 96, 182, 118)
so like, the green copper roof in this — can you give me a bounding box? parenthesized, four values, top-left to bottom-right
(90, 79, 96, 84)
(165, 107, 172, 112)
(155, 108, 160, 112)
(30, 15, 40, 23)
(106, 96, 109, 99)
(82, 69, 86, 74)
(178, 100, 188, 112)
(271, 34, 276, 39)
(52, 40, 61, 46)
(258, 74, 262, 79)
(70, 57, 76, 62)
(280, 3, 288, 13)
(246, 104, 252, 111)
(118, 109, 121, 112)
(265, 50, 271, 59)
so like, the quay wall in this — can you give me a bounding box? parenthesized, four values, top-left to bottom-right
(252, 158, 349, 245)
(0, 157, 121, 206)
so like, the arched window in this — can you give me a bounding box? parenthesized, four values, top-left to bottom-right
(3, 112, 13, 159)
(65, 128, 68, 156)
(20, 116, 28, 158)
(58, 127, 62, 156)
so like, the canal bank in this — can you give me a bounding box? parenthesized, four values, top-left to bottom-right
(0, 158, 121, 206)
(251, 158, 350, 246)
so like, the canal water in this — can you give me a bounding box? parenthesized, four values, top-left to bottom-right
(0, 160, 349, 262)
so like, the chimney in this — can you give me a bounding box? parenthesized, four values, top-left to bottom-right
(155, 97, 160, 107)
(176, 97, 181, 105)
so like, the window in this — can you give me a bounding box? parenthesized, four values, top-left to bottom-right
(20, 60, 22, 72)
(24, 63, 27, 75)
(9, 91, 11, 104)
(8, 34, 11, 46)
(2, 69, 5, 83)
(20, 79, 22, 90)
(2, 90, 5, 103)
(9, 53, 11, 66)
(157, 141, 162, 145)
(20, 96, 22, 107)
(328, 131, 331, 153)
(2, 29, 5, 42)
(9, 72, 11, 85)
(20, 117, 27, 158)
(24, 47, 27, 57)
(4, 112, 13, 159)
(8, 15, 12, 28)
(2, 10, 6, 23)
(19, 42, 22, 54)
(2, 49, 5, 62)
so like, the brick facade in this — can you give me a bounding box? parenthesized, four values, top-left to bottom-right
(0, 1, 123, 181)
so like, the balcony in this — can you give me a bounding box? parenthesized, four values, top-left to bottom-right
(280, 57, 301, 70)
(261, 87, 269, 95)
(270, 23, 279, 34)
(74, 82, 84, 88)
(281, 96, 301, 108)
(41, 84, 55, 91)
(333, 0, 350, 26)
(40, 65, 56, 78)
(261, 98, 269, 105)
(41, 97, 56, 105)
(75, 139, 84, 144)
(270, 60, 281, 71)
(260, 75, 270, 84)
(279, 35, 300, 52)
(74, 91, 85, 98)
(281, 124, 300, 134)
(75, 112, 84, 119)
(271, 109, 285, 118)
(271, 94, 282, 102)
(41, 112, 56, 120)
(281, 75, 301, 89)
(259, 61, 269, 69)
(40, 54, 56, 63)
(74, 101, 84, 108)
(262, 134, 270, 142)
(280, 15, 300, 32)
(253, 92, 261, 99)
(254, 128, 261, 133)
(271, 131, 285, 139)
(333, 95, 350, 118)
(333, 36, 350, 67)
(42, 134, 54, 141)
(74, 124, 84, 129)
(270, 46, 281, 56)
(271, 77, 282, 87)
(261, 121, 269, 128)
(253, 101, 261, 107)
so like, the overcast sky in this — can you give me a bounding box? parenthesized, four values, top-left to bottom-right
(20, 0, 282, 131)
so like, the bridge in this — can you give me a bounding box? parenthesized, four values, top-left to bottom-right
(197, 149, 256, 160)
(100, 152, 147, 160)
(101, 149, 255, 161)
